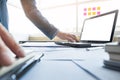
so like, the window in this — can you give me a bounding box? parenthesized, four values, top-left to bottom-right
(8, 0, 40, 35)
(36, 0, 78, 33)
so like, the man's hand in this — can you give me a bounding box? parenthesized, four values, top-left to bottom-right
(56, 31, 79, 42)
(0, 23, 25, 66)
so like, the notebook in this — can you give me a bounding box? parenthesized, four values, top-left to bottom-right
(103, 60, 120, 71)
(55, 9, 119, 48)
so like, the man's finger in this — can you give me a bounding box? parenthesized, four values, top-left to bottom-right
(0, 23, 25, 57)
(0, 37, 15, 66)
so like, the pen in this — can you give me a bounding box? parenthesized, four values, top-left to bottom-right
(86, 47, 104, 51)
(11, 53, 44, 80)
(43, 59, 84, 61)
(72, 60, 101, 80)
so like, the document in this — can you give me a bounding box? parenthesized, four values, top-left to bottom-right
(42, 49, 87, 60)
(20, 42, 65, 47)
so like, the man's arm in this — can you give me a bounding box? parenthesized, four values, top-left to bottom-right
(20, 0, 79, 42)
(20, 0, 58, 39)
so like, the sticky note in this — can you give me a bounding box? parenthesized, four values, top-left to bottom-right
(88, 8, 91, 11)
(97, 11, 101, 15)
(92, 7, 96, 11)
(97, 7, 101, 10)
(84, 8, 87, 11)
(92, 12, 96, 15)
(84, 13, 87, 16)
(88, 12, 91, 16)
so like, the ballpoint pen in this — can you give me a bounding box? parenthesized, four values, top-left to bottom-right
(86, 47, 104, 51)
(10, 53, 44, 80)
(43, 59, 84, 61)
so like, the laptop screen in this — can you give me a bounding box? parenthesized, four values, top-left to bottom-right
(80, 10, 118, 43)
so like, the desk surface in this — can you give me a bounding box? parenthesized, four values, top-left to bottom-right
(18, 44, 120, 80)
(2, 42, 117, 80)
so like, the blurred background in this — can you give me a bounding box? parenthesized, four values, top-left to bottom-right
(7, 0, 120, 42)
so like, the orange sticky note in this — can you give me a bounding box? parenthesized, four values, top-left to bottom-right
(88, 8, 91, 11)
(88, 12, 91, 16)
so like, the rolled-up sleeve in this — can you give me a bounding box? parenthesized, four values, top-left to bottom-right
(0, 0, 8, 30)
(20, 0, 59, 39)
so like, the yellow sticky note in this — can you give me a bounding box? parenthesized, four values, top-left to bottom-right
(92, 12, 96, 15)
(97, 7, 101, 10)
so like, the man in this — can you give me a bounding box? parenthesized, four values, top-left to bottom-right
(0, 0, 78, 66)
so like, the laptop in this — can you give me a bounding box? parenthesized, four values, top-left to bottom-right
(55, 9, 119, 48)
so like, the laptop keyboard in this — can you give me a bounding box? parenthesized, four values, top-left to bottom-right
(55, 42, 92, 48)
